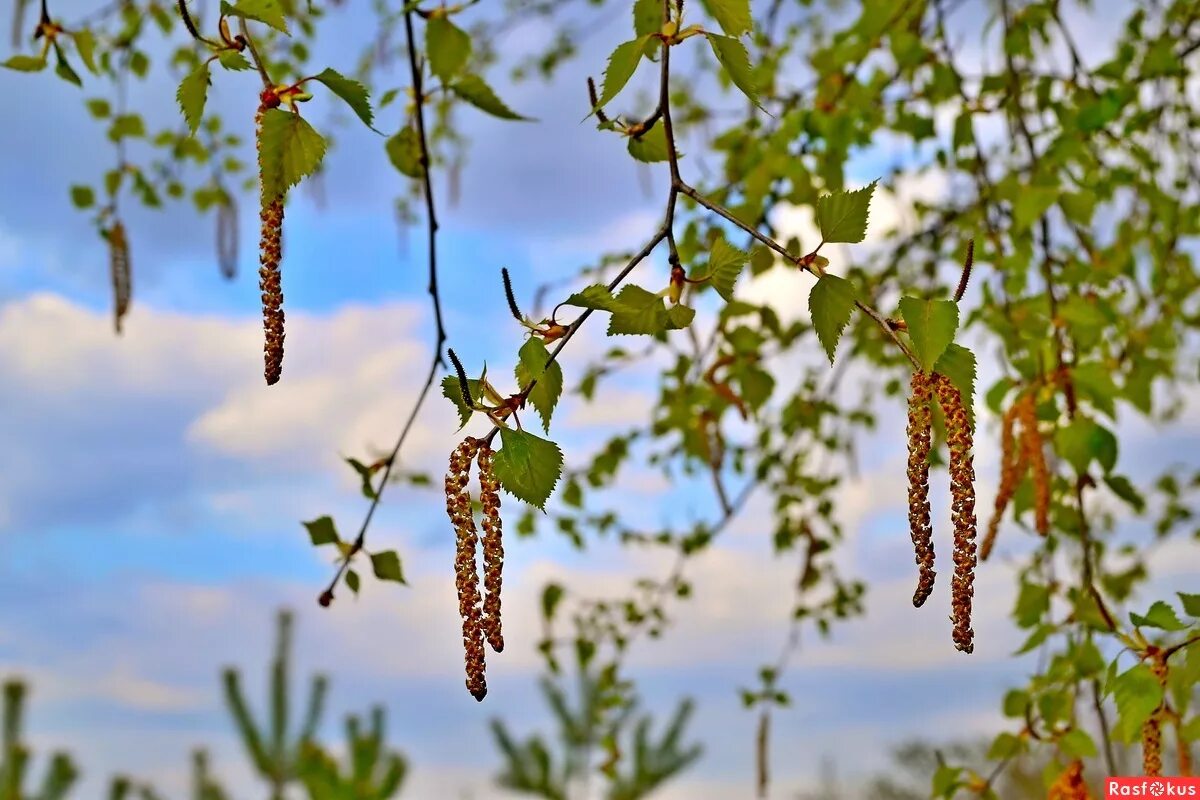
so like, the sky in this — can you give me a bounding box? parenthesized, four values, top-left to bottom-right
(0, 0, 1198, 798)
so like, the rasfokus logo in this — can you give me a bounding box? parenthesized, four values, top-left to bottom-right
(1106, 777, 1200, 797)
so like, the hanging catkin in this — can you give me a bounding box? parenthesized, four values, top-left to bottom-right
(108, 220, 132, 334)
(982, 398, 1025, 561)
(934, 372, 978, 654)
(1015, 391, 1050, 536)
(256, 93, 285, 385)
(445, 437, 487, 700)
(907, 371, 936, 607)
(1143, 655, 1169, 776)
(476, 441, 505, 654)
(1048, 760, 1093, 800)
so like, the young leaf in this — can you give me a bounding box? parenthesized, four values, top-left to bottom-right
(632, 0, 661, 35)
(2, 54, 47, 72)
(70, 185, 95, 209)
(808, 273, 857, 364)
(258, 109, 327, 198)
(707, 238, 747, 301)
(1110, 663, 1163, 742)
(345, 569, 360, 595)
(816, 181, 877, 244)
(1054, 417, 1118, 475)
(370, 550, 406, 584)
(303, 516, 339, 546)
(934, 343, 977, 422)
(1178, 592, 1200, 618)
(176, 63, 211, 135)
(344, 457, 379, 500)
(667, 303, 696, 329)
(592, 36, 653, 113)
(73, 30, 97, 74)
(627, 125, 670, 162)
(220, 0, 288, 34)
(563, 284, 619, 311)
(426, 14, 471, 82)
(218, 50, 252, 71)
(700, 0, 752, 36)
(608, 285, 669, 336)
(515, 338, 564, 433)
(704, 34, 761, 109)
(493, 427, 564, 510)
(53, 45, 81, 87)
(1129, 601, 1187, 631)
(441, 375, 482, 429)
(311, 67, 374, 129)
(899, 297, 958, 372)
(450, 73, 531, 120)
(386, 126, 423, 177)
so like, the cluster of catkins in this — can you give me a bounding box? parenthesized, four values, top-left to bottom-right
(108, 220, 132, 334)
(255, 91, 286, 386)
(981, 389, 1050, 560)
(444, 437, 505, 700)
(1048, 760, 1094, 800)
(906, 371, 978, 653)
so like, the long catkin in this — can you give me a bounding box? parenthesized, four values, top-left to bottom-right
(934, 372, 978, 654)
(907, 371, 936, 608)
(445, 438, 487, 700)
(255, 97, 285, 385)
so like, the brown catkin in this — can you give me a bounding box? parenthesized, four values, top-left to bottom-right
(907, 371, 936, 608)
(933, 372, 978, 654)
(982, 397, 1029, 561)
(1016, 392, 1051, 536)
(476, 442, 505, 654)
(108, 220, 132, 334)
(1143, 655, 1169, 776)
(255, 98, 285, 386)
(1048, 760, 1093, 800)
(445, 437, 487, 701)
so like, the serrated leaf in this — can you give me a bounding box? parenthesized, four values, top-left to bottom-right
(632, 0, 660, 35)
(258, 108, 327, 198)
(493, 427, 563, 510)
(303, 516, 339, 546)
(70, 185, 95, 209)
(563, 284, 619, 311)
(707, 237, 746, 301)
(2, 55, 47, 72)
(441, 375, 483, 429)
(1130, 601, 1187, 631)
(176, 63, 210, 135)
(608, 284, 669, 336)
(935, 343, 976, 424)
(816, 181, 876, 244)
(386, 126, 423, 178)
(592, 36, 652, 113)
(1179, 593, 1200, 618)
(370, 550, 406, 584)
(899, 297, 958, 372)
(312, 67, 374, 129)
(515, 338, 563, 434)
(221, 0, 288, 33)
(451, 73, 531, 120)
(73, 30, 97, 74)
(705, 33, 761, 109)
(426, 14, 471, 82)
(627, 124, 670, 162)
(217, 50, 251, 71)
(667, 303, 695, 329)
(808, 273, 857, 364)
(700, 0, 752, 35)
(1111, 663, 1163, 742)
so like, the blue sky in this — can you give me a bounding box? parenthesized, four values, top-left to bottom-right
(1, 0, 1198, 798)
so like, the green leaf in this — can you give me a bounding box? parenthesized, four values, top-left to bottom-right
(1104, 475, 1145, 512)
(563, 284, 620, 311)
(707, 238, 747, 301)
(493, 427, 563, 510)
(1130, 601, 1187, 631)
(70, 185, 95, 209)
(816, 181, 877, 244)
(986, 731, 1022, 760)
(426, 14, 471, 82)
(344, 457, 379, 500)
(386, 126, 423, 178)
(934, 343, 977, 423)
(515, 337, 564, 433)
(221, 0, 288, 34)
(1111, 663, 1164, 742)
(899, 297, 958, 372)
(1054, 417, 1117, 475)
(2, 54, 47, 72)
(85, 98, 110, 117)
(608, 285, 669, 336)
(808, 273, 857, 364)
(73, 30, 97, 74)
(441, 375, 482, 429)
(627, 124, 670, 162)
(217, 50, 252, 71)
(931, 765, 962, 798)
(370, 550, 406, 584)
(176, 63, 210, 135)
(632, 0, 661, 35)
(303, 516, 339, 546)
(700, 0, 752, 36)
(1179, 593, 1200, 618)
(592, 36, 652, 113)
(1059, 728, 1098, 759)
(53, 47, 81, 87)
(258, 108, 327, 198)
(450, 73, 531, 120)
(345, 569, 360, 595)
(541, 583, 565, 620)
(311, 67, 374, 129)
(667, 303, 695, 329)
(704, 33, 761, 109)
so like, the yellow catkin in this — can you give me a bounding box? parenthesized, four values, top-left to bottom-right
(982, 399, 1026, 561)
(1048, 760, 1094, 800)
(108, 220, 132, 334)
(907, 371, 936, 608)
(255, 95, 285, 385)
(1144, 655, 1169, 776)
(933, 372, 978, 654)
(1015, 392, 1050, 536)
(476, 442, 505, 654)
(445, 437, 486, 701)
